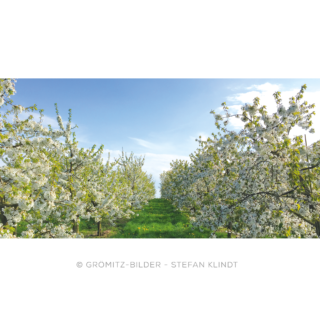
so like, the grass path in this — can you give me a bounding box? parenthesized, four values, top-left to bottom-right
(81, 198, 230, 238)
(17, 198, 229, 238)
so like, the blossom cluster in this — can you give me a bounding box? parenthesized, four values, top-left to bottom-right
(161, 85, 320, 238)
(0, 79, 155, 238)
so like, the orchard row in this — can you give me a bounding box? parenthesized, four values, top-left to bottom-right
(160, 85, 320, 238)
(0, 79, 155, 238)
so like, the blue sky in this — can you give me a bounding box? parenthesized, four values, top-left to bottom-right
(11, 79, 320, 196)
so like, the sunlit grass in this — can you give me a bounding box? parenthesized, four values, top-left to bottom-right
(15, 198, 231, 238)
(80, 199, 244, 239)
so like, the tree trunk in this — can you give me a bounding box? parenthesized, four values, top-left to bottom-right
(315, 221, 320, 238)
(97, 221, 102, 237)
(227, 222, 232, 238)
(73, 221, 79, 234)
(0, 212, 8, 226)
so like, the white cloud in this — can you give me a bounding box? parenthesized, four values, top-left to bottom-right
(197, 132, 209, 141)
(129, 137, 158, 149)
(246, 83, 281, 92)
(216, 104, 244, 129)
(129, 137, 175, 154)
(190, 132, 212, 143)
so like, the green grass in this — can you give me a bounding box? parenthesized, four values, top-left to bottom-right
(15, 198, 231, 238)
(12, 199, 292, 238)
